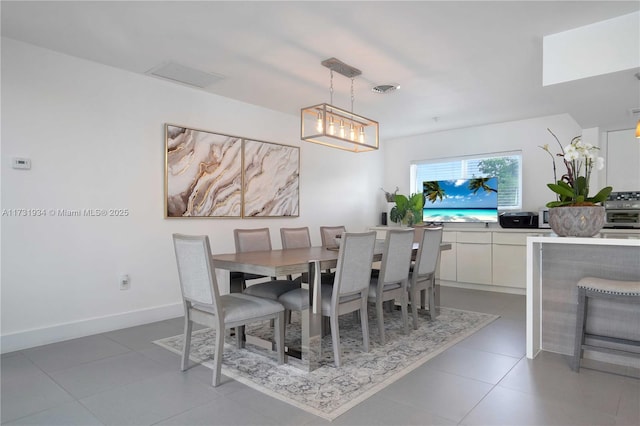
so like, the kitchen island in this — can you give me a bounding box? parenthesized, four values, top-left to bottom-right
(526, 231, 640, 375)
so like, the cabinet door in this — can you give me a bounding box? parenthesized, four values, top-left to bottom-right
(492, 244, 526, 288)
(437, 231, 457, 281)
(456, 235, 492, 285)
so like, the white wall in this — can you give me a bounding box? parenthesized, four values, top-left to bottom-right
(0, 38, 384, 352)
(379, 114, 599, 216)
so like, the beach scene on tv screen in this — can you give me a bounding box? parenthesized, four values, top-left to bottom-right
(423, 178, 498, 223)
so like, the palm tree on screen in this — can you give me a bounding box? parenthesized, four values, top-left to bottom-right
(468, 178, 497, 194)
(424, 181, 445, 203)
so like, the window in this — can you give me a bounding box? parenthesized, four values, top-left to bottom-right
(411, 151, 522, 210)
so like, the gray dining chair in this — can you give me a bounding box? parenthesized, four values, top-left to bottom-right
(172, 233, 285, 387)
(233, 228, 299, 301)
(278, 231, 377, 367)
(319, 225, 346, 279)
(320, 225, 346, 248)
(230, 228, 272, 292)
(280, 227, 312, 282)
(409, 227, 443, 328)
(368, 229, 414, 344)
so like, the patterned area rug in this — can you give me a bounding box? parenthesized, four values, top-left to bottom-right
(154, 307, 498, 421)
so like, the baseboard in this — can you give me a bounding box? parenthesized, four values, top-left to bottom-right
(1, 303, 184, 354)
(440, 280, 526, 295)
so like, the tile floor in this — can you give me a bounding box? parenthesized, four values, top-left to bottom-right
(2, 287, 638, 425)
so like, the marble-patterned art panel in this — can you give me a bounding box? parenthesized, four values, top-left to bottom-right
(166, 125, 242, 217)
(243, 139, 299, 217)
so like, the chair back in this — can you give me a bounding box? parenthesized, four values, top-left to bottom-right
(320, 226, 346, 247)
(172, 234, 221, 315)
(414, 227, 443, 276)
(412, 224, 428, 244)
(280, 227, 311, 249)
(379, 229, 414, 285)
(234, 228, 272, 253)
(333, 231, 377, 297)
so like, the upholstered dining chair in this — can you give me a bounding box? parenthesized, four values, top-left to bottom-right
(320, 225, 346, 248)
(236, 228, 299, 301)
(172, 233, 285, 387)
(278, 231, 377, 367)
(368, 229, 414, 344)
(408, 227, 443, 329)
(280, 227, 312, 282)
(319, 225, 346, 278)
(229, 228, 275, 293)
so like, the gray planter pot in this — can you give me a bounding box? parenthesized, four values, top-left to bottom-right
(548, 206, 605, 237)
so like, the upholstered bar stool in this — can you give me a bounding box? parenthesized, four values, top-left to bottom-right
(572, 276, 640, 372)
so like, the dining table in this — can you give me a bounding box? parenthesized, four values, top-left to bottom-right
(212, 240, 451, 372)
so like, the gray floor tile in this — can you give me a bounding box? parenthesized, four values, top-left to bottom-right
(381, 367, 493, 422)
(461, 385, 617, 426)
(498, 351, 633, 417)
(456, 317, 526, 358)
(49, 351, 170, 398)
(155, 396, 280, 425)
(21, 334, 131, 373)
(223, 385, 321, 426)
(3, 400, 104, 426)
(101, 319, 185, 351)
(616, 377, 640, 426)
(1, 366, 74, 423)
(331, 392, 456, 426)
(426, 344, 520, 384)
(79, 371, 219, 425)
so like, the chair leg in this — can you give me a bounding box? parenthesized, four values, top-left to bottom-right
(330, 313, 342, 367)
(401, 287, 409, 335)
(274, 312, 285, 365)
(181, 318, 193, 371)
(236, 326, 245, 349)
(572, 288, 588, 372)
(212, 324, 224, 387)
(376, 297, 386, 345)
(420, 289, 426, 309)
(428, 278, 439, 319)
(410, 287, 419, 330)
(360, 297, 370, 353)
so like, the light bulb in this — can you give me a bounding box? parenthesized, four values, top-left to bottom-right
(349, 123, 356, 140)
(316, 112, 323, 133)
(328, 117, 335, 135)
(339, 120, 345, 138)
(359, 127, 365, 143)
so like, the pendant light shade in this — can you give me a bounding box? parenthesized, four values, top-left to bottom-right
(301, 103, 379, 152)
(301, 58, 379, 152)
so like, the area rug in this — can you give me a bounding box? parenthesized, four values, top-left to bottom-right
(154, 307, 498, 421)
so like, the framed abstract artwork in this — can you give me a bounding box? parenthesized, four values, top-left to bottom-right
(165, 125, 242, 217)
(165, 124, 299, 218)
(242, 139, 299, 217)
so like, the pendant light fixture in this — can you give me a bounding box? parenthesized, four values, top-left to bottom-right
(301, 58, 379, 152)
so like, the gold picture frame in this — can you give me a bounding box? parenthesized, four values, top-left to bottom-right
(165, 124, 299, 218)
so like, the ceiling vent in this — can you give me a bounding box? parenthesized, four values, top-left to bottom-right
(372, 84, 400, 94)
(146, 62, 225, 88)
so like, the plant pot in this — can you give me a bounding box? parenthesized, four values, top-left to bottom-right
(548, 206, 605, 237)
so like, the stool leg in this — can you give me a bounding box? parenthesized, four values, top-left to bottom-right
(572, 288, 587, 372)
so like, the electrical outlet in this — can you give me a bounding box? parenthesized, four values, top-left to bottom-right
(120, 274, 130, 290)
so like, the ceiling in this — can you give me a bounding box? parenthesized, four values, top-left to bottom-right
(2, 1, 639, 140)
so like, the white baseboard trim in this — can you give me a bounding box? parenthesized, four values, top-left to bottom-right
(440, 280, 526, 296)
(1, 303, 184, 354)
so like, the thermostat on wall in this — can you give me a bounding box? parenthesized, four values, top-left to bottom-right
(12, 157, 31, 170)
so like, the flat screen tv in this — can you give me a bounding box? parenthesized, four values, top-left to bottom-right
(422, 177, 498, 223)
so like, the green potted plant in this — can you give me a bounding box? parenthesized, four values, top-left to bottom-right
(539, 128, 613, 236)
(389, 193, 424, 227)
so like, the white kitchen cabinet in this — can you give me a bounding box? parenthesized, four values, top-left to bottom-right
(438, 231, 457, 281)
(492, 232, 543, 288)
(456, 231, 492, 285)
